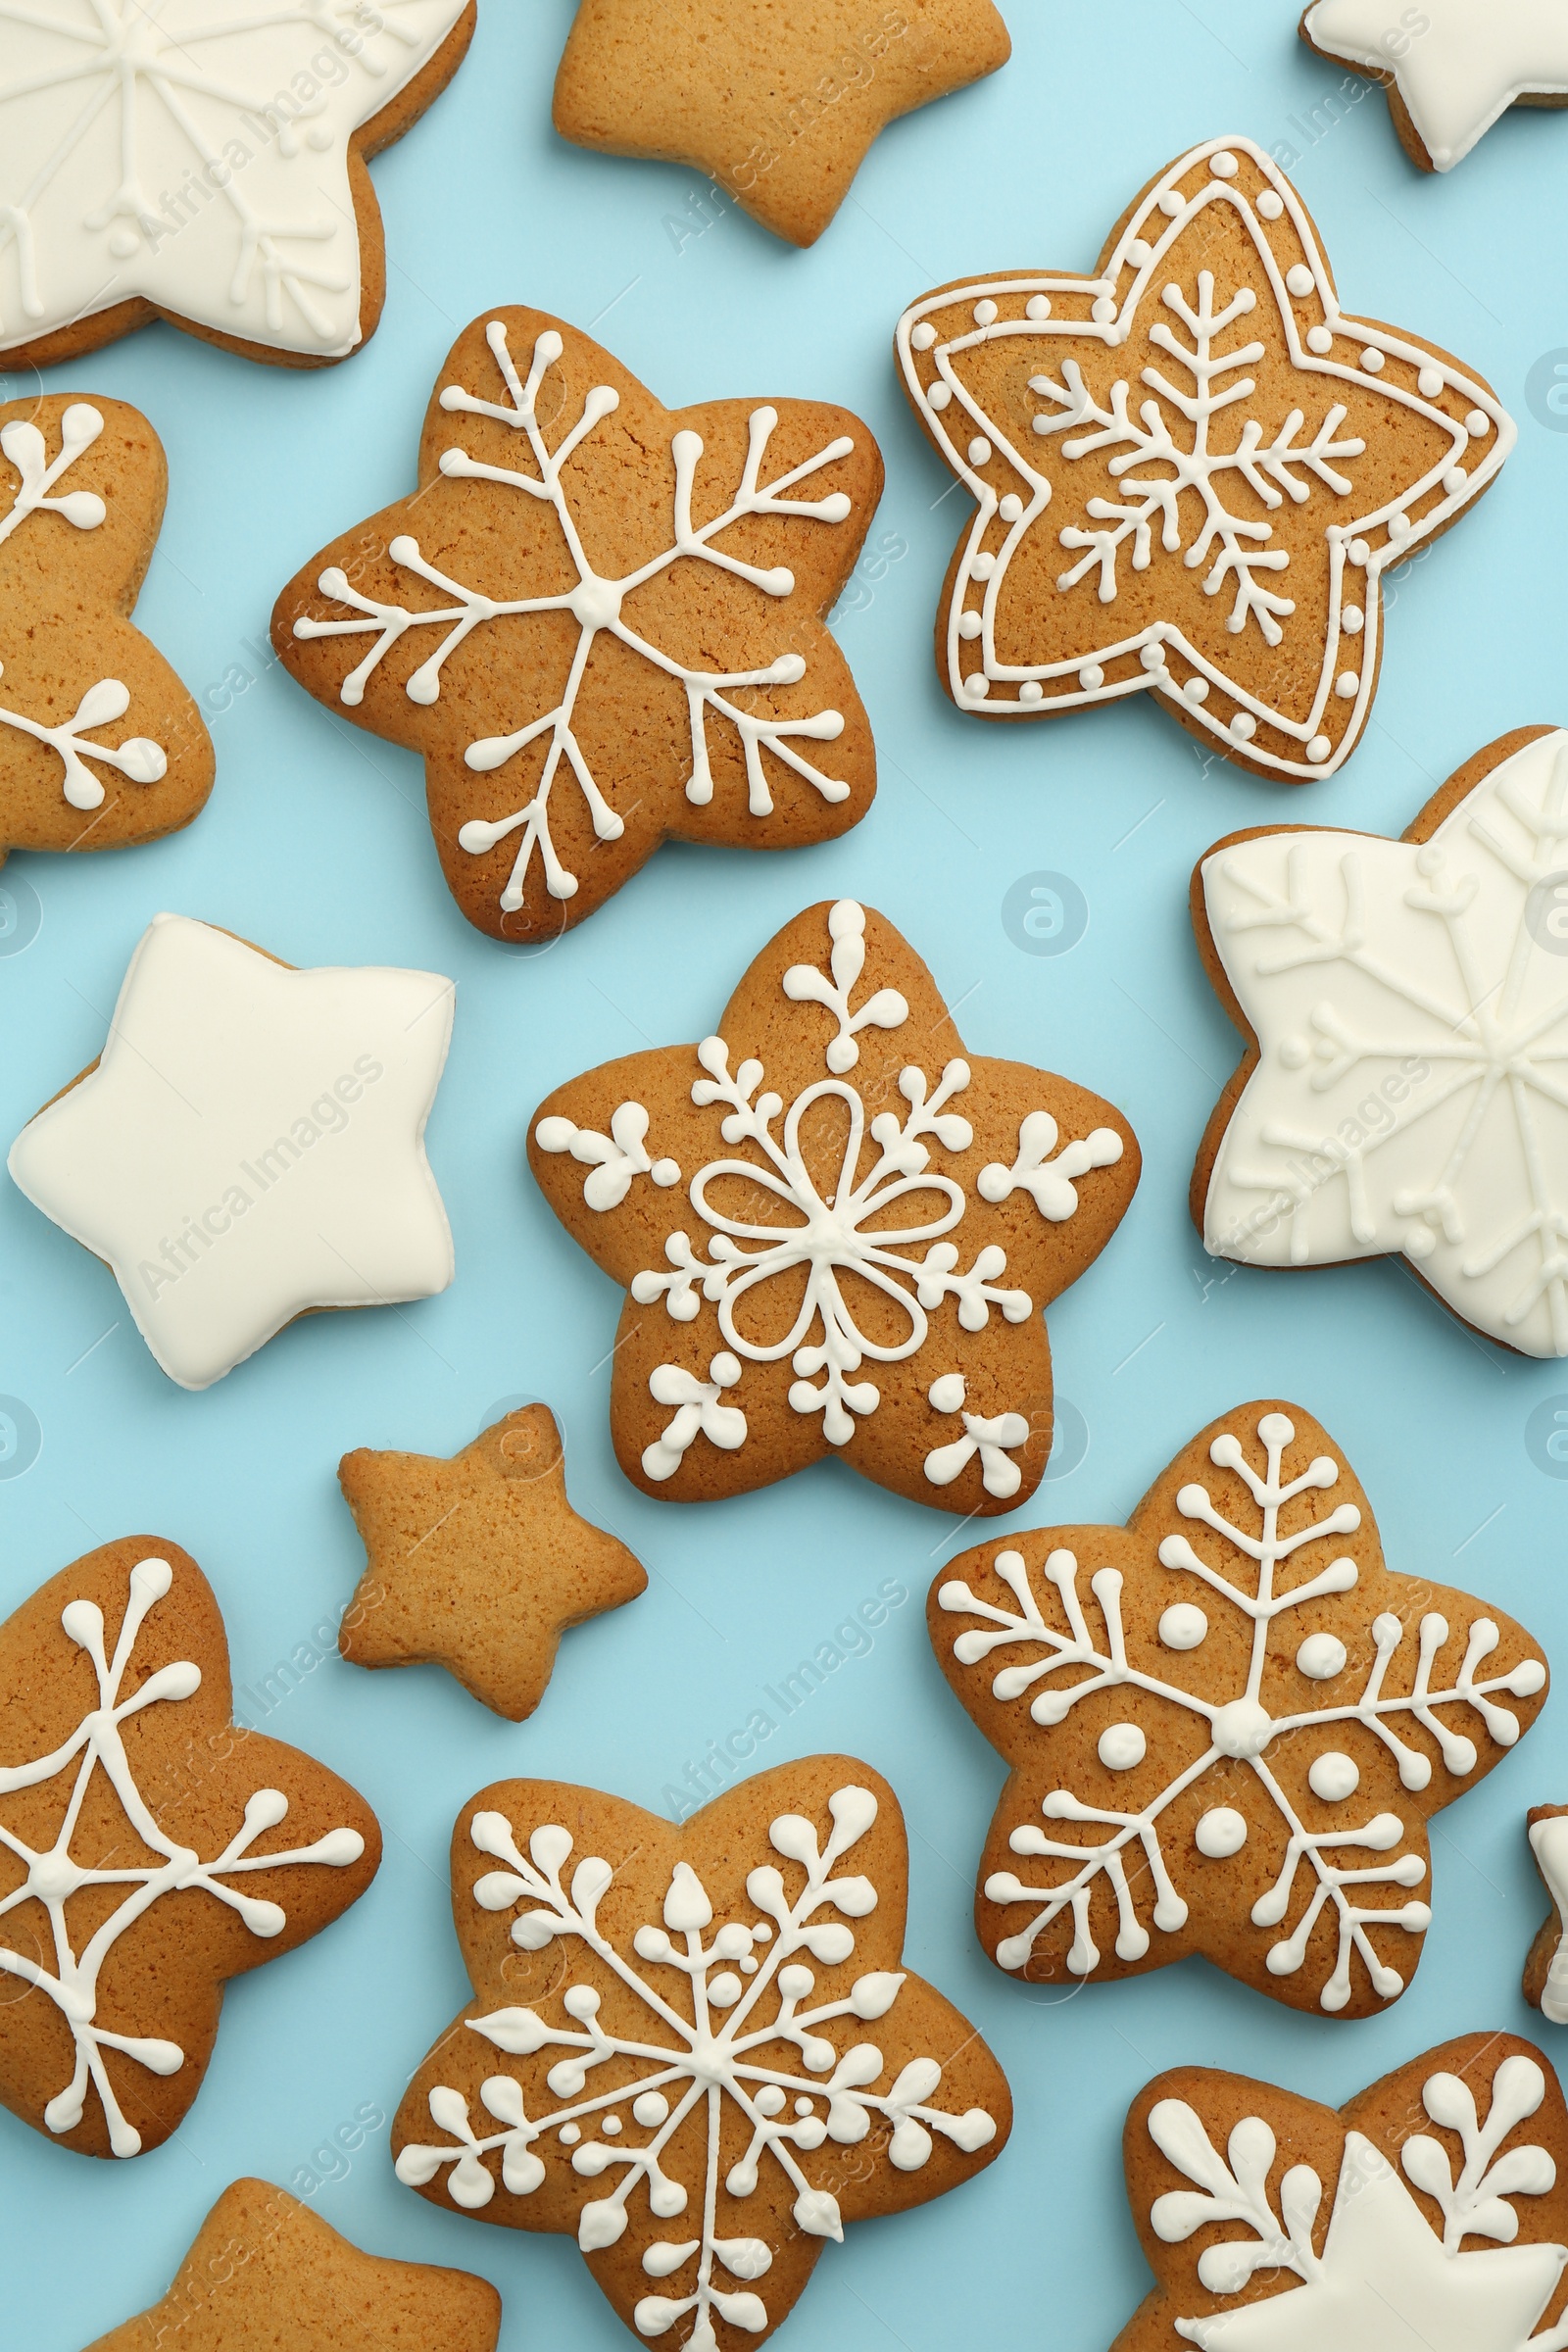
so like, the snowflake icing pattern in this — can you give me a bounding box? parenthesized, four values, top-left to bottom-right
(1201, 728, 1568, 1358)
(293, 318, 863, 922)
(0, 1555, 367, 2155)
(936, 1407, 1546, 2013)
(396, 1781, 1001, 2348)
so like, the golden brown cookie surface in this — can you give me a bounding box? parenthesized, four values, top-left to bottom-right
(931, 1401, 1546, 2016)
(529, 896, 1138, 1514)
(553, 0, 1010, 247)
(393, 1756, 1010, 2347)
(338, 1403, 647, 1722)
(0, 1538, 380, 2161)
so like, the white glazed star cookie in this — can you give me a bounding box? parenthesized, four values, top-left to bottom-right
(1303, 1, 1568, 172)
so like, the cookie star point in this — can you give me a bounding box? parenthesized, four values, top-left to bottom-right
(1303, 0, 1568, 172)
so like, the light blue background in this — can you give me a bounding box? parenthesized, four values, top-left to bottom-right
(5, 4, 1568, 2344)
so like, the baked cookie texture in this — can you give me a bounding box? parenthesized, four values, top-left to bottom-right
(931, 1401, 1546, 2016)
(0, 2, 477, 369)
(0, 396, 213, 864)
(1524, 1803, 1568, 2026)
(393, 1757, 1010, 2347)
(1192, 725, 1568, 1359)
(1111, 2033, 1568, 2349)
(897, 134, 1512, 783)
(552, 0, 1011, 247)
(529, 897, 1138, 1515)
(338, 1403, 648, 1722)
(1301, 0, 1568, 173)
(273, 307, 882, 944)
(82, 2177, 502, 2350)
(0, 1539, 379, 2162)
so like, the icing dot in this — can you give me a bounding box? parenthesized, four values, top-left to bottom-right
(1417, 367, 1443, 398)
(1020, 679, 1045, 704)
(1126, 239, 1152, 267)
(1280, 1036, 1310, 1069)
(910, 321, 937, 351)
(1335, 671, 1358, 699)
(1026, 294, 1052, 320)
(1306, 325, 1333, 355)
(1389, 511, 1411, 538)
(603, 2115, 622, 2135)
(1405, 1221, 1438, 1260)
(1195, 1808, 1249, 1859)
(1140, 643, 1165, 670)
(1285, 265, 1314, 298)
(1360, 347, 1385, 373)
(1079, 662, 1104, 691)
(1209, 150, 1239, 178)
(109, 225, 140, 259)
(1159, 1603, 1208, 1651)
(1184, 677, 1209, 705)
(965, 672, 990, 699)
(971, 552, 996, 579)
(1256, 189, 1284, 219)
(1157, 188, 1185, 216)
(1099, 1723, 1147, 1772)
(973, 298, 998, 326)
(927, 381, 952, 412)
(1342, 603, 1364, 634)
(633, 2092, 669, 2127)
(968, 437, 992, 466)
(1443, 466, 1467, 495)
(1308, 1751, 1360, 1802)
(1091, 295, 1117, 324)
(794, 2098, 814, 2118)
(560, 2124, 580, 2144)
(1306, 735, 1332, 763)
(1298, 1633, 1348, 1681)
(1347, 538, 1370, 566)
(957, 611, 983, 638)
(1466, 409, 1491, 437)
(754, 2086, 785, 2117)
(1231, 712, 1257, 742)
(999, 493, 1024, 522)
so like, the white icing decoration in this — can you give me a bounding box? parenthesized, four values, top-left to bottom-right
(1154, 2054, 1568, 2349)
(923, 1372, 1030, 1499)
(1195, 1807, 1248, 1858)
(895, 134, 1514, 781)
(295, 321, 858, 914)
(642, 1354, 746, 1483)
(535, 1103, 680, 1211)
(395, 1785, 999, 2341)
(1530, 1816, 1568, 2027)
(7, 913, 455, 1390)
(1306, 0, 1568, 171)
(1160, 1603, 1208, 1651)
(977, 1111, 1125, 1218)
(1099, 1723, 1147, 1772)
(1201, 730, 1568, 1358)
(1298, 1632, 1348, 1681)
(940, 1410, 1545, 2008)
(0, 402, 168, 810)
(0, 0, 468, 359)
(1308, 1751, 1360, 1802)
(0, 1554, 366, 2156)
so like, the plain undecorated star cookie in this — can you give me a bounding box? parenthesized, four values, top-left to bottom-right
(931, 1401, 1546, 2016)
(8, 913, 456, 1391)
(1194, 725, 1568, 1359)
(0, 1539, 379, 2162)
(392, 1757, 1010, 2347)
(1, 396, 213, 864)
(273, 308, 882, 945)
(896, 134, 1512, 782)
(529, 897, 1138, 1514)
(338, 1403, 648, 1722)
(1112, 2034, 1568, 2351)
(552, 0, 1011, 248)
(0, 1, 476, 369)
(83, 2176, 502, 2349)
(1302, 1, 1568, 172)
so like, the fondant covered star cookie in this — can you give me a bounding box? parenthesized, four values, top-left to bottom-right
(273, 308, 882, 944)
(1, 396, 213, 863)
(0, 1540, 379, 2161)
(85, 2176, 501, 2349)
(8, 913, 455, 1390)
(529, 898, 1139, 1515)
(932, 1402, 1546, 2016)
(553, 0, 1011, 247)
(1303, 0, 1568, 172)
(897, 135, 1512, 782)
(1111, 2034, 1568, 2352)
(0, 1, 475, 368)
(1194, 726, 1568, 1359)
(338, 1403, 648, 1722)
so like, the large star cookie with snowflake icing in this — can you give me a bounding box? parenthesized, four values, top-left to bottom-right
(1302, 1, 1568, 172)
(0, 1538, 378, 2161)
(528, 898, 1138, 1514)
(393, 1758, 1010, 2349)
(931, 1402, 1546, 2017)
(274, 309, 882, 944)
(0, 0, 474, 368)
(0, 395, 213, 862)
(1195, 726, 1568, 1358)
(1112, 2034, 1568, 2351)
(896, 134, 1512, 783)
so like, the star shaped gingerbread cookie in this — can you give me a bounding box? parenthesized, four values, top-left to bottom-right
(552, 0, 1011, 247)
(1302, 0, 1568, 172)
(529, 898, 1138, 1515)
(338, 1403, 648, 1722)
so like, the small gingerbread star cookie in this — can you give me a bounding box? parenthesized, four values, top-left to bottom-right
(338, 1404, 648, 1723)
(1302, 0, 1568, 172)
(84, 2176, 501, 2349)
(553, 0, 1011, 247)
